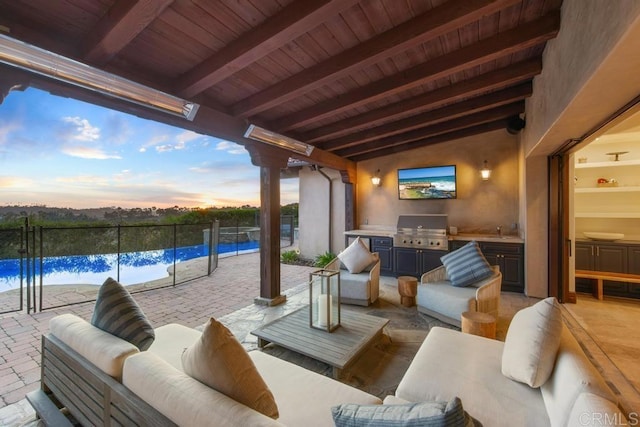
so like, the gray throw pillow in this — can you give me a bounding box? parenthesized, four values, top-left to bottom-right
(331, 397, 481, 427)
(440, 241, 492, 287)
(91, 277, 155, 351)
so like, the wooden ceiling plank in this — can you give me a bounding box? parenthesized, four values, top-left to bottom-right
(298, 58, 541, 142)
(271, 11, 559, 132)
(319, 82, 532, 151)
(351, 120, 508, 161)
(231, 0, 521, 118)
(336, 102, 524, 157)
(175, 0, 359, 98)
(83, 0, 174, 66)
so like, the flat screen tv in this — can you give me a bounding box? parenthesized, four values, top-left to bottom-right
(398, 165, 457, 200)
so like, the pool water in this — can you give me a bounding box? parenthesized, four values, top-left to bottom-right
(0, 241, 259, 293)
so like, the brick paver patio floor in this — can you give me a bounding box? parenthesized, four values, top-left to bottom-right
(0, 251, 316, 408)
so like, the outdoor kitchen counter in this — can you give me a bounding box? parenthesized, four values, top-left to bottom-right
(344, 228, 395, 238)
(450, 234, 524, 244)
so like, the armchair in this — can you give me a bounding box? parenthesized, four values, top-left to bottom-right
(325, 253, 380, 306)
(416, 265, 502, 327)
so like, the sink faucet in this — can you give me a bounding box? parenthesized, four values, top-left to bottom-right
(496, 226, 502, 237)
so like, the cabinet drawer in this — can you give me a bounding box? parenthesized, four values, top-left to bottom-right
(371, 237, 392, 247)
(480, 242, 523, 255)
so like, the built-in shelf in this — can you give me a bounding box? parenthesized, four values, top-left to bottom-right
(575, 212, 640, 218)
(575, 186, 640, 193)
(575, 159, 640, 168)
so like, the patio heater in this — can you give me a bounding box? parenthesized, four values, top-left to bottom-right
(309, 269, 340, 332)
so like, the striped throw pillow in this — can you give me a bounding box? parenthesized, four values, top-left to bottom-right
(91, 277, 155, 350)
(440, 241, 492, 287)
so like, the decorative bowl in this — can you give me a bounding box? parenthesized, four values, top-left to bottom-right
(583, 232, 624, 241)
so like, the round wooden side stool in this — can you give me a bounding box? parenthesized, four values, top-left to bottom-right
(397, 276, 418, 307)
(461, 311, 496, 339)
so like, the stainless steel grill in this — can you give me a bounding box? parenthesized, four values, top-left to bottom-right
(393, 214, 448, 251)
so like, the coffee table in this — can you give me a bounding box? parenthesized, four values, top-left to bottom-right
(251, 306, 389, 379)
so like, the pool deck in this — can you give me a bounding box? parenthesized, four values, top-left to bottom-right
(0, 250, 316, 409)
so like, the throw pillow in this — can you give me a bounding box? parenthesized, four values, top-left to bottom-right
(338, 237, 377, 273)
(181, 317, 279, 419)
(440, 241, 492, 287)
(501, 297, 563, 387)
(331, 397, 481, 427)
(91, 277, 155, 351)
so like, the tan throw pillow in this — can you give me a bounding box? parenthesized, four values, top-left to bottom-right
(338, 237, 376, 273)
(181, 317, 279, 419)
(501, 297, 563, 387)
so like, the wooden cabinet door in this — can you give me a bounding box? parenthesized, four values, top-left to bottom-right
(629, 246, 640, 275)
(420, 250, 443, 276)
(393, 247, 420, 277)
(575, 242, 595, 270)
(501, 254, 525, 293)
(595, 245, 627, 273)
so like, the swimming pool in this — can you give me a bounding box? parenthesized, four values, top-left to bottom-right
(0, 241, 259, 293)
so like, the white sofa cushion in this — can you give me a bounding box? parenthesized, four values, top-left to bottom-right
(338, 237, 376, 273)
(124, 351, 282, 427)
(566, 393, 627, 427)
(182, 318, 279, 419)
(501, 297, 563, 388)
(396, 327, 548, 427)
(541, 326, 617, 427)
(148, 323, 202, 370)
(250, 350, 381, 426)
(339, 270, 372, 300)
(416, 281, 476, 321)
(49, 313, 139, 380)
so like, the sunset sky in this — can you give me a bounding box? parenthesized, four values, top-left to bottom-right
(0, 87, 299, 209)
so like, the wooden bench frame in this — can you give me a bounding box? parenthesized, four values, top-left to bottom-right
(575, 270, 640, 300)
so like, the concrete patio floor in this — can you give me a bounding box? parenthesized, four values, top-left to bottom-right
(1, 250, 639, 425)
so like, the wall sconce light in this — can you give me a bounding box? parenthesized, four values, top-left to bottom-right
(371, 170, 381, 186)
(480, 160, 491, 181)
(0, 34, 199, 120)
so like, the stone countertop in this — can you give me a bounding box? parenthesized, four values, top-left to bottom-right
(344, 229, 524, 244)
(344, 228, 395, 238)
(450, 234, 524, 244)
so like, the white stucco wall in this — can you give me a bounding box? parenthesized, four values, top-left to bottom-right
(298, 167, 346, 259)
(522, 0, 640, 297)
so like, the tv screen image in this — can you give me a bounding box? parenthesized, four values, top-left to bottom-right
(398, 165, 456, 200)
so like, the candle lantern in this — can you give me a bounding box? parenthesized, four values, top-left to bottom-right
(309, 269, 341, 332)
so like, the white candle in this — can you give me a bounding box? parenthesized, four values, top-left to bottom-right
(317, 294, 333, 326)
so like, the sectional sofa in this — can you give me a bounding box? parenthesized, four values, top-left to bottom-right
(29, 300, 627, 426)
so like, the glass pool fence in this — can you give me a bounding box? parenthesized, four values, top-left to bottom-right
(0, 217, 296, 313)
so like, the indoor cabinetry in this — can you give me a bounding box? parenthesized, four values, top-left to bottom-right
(450, 240, 525, 293)
(575, 240, 639, 298)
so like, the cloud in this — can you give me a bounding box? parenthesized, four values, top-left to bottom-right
(60, 146, 121, 159)
(216, 140, 247, 155)
(62, 116, 100, 141)
(0, 175, 34, 188)
(0, 119, 22, 146)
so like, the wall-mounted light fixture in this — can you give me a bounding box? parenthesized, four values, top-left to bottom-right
(0, 34, 199, 120)
(244, 124, 314, 156)
(480, 160, 491, 181)
(371, 170, 381, 186)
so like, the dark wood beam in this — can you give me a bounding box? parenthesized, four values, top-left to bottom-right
(298, 59, 541, 143)
(337, 102, 524, 157)
(271, 12, 559, 132)
(351, 120, 509, 162)
(83, 0, 174, 65)
(230, 0, 521, 118)
(320, 83, 532, 151)
(175, 0, 359, 98)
